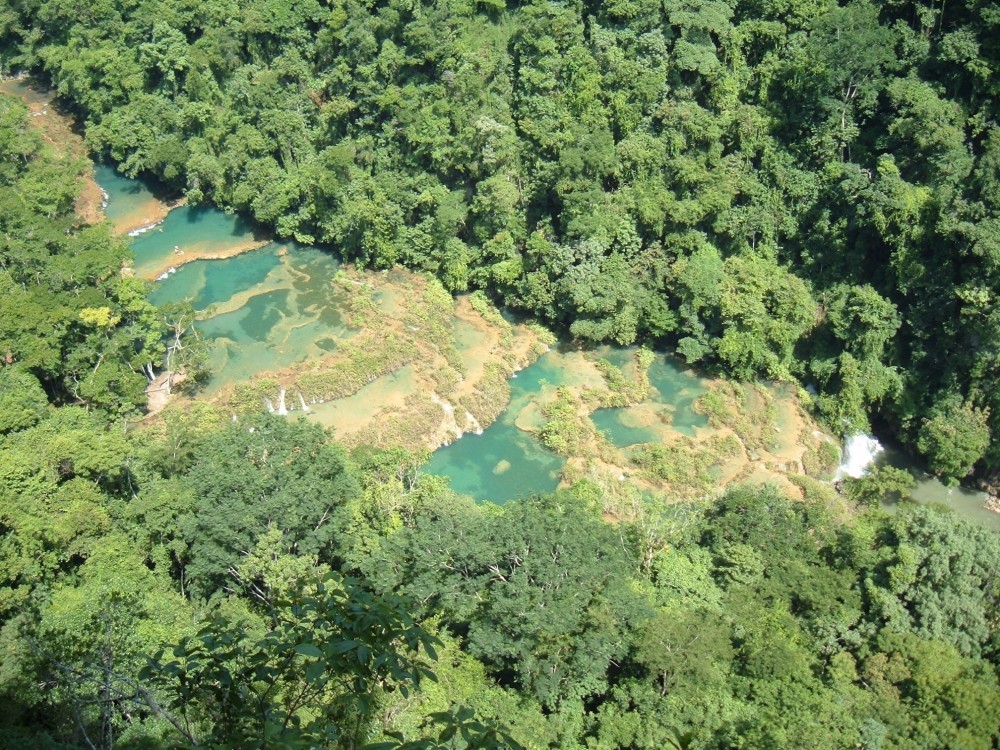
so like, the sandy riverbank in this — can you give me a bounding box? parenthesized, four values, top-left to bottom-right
(139, 234, 272, 281)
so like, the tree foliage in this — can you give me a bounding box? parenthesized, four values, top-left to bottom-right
(3, 0, 1000, 474)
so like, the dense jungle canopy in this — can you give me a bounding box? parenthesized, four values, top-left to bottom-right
(0, 0, 999, 748)
(2, 0, 999, 481)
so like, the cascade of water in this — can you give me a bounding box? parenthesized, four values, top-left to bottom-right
(834, 434, 884, 480)
(465, 411, 484, 435)
(297, 392, 310, 413)
(264, 398, 275, 413)
(277, 389, 288, 416)
(128, 220, 163, 237)
(431, 392, 463, 438)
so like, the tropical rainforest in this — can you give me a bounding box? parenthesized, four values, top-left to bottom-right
(0, 0, 999, 748)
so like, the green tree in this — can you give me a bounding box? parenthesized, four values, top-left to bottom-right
(916, 395, 990, 482)
(145, 573, 521, 750)
(181, 416, 359, 597)
(843, 464, 915, 508)
(863, 505, 1000, 658)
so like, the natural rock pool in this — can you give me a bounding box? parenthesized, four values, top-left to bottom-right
(93, 165, 1000, 524)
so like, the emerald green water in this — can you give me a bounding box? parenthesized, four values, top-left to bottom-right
(94, 163, 165, 231)
(148, 243, 351, 392)
(90, 165, 1000, 526)
(132, 206, 261, 277)
(590, 410, 660, 447)
(423, 353, 567, 504)
(591, 355, 708, 446)
(147, 245, 281, 310)
(421, 349, 711, 503)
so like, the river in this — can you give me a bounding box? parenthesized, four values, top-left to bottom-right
(90, 163, 999, 527)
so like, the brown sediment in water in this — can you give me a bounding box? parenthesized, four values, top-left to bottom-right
(140, 233, 271, 281)
(203, 268, 543, 451)
(0, 78, 105, 225)
(115, 195, 185, 237)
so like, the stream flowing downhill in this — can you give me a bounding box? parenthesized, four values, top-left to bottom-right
(92, 167, 1000, 526)
(834, 434, 885, 480)
(834, 434, 1000, 531)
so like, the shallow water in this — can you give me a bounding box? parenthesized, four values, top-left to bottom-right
(131, 204, 261, 277)
(423, 353, 567, 504)
(876, 443, 1000, 531)
(769, 382, 803, 458)
(0, 79, 50, 106)
(148, 243, 352, 393)
(452, 317, 486, 375)
(424, 350, 709, 502)
(94, 163, 166, 232)
(308, 366, 422, 435)
(90, 165, 1000, 527)
(592, 354, 708, 446)
(148, 244, 283, 310)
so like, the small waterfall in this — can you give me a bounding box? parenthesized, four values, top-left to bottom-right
(127, 220, 163, 237)
(465, 411, 484, 435)
(276, 389, 288, 416)
(264, 398, 275, 413)
(431, 393, 463, 438)
(835, 434, 884, 480)
(297, 392, 310, 413)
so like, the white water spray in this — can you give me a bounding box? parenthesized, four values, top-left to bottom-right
(297, 392, 310, 413)
(431, 393, 463, 438)
(127, 220, 163, 237)
(835, 434, 884, 480)
(276, 389, 288, 416)
(464, 411, 483, 435)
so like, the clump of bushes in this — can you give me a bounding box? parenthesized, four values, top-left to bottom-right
(539, 388, 599, 456)
(631, 440, 716, 495)
(592, 349, 654, 407)
(803, 438, 841, 479)
(297, 334, 417, 401)
(458, 362, 512, 428)
(696, 382, 776, 453)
